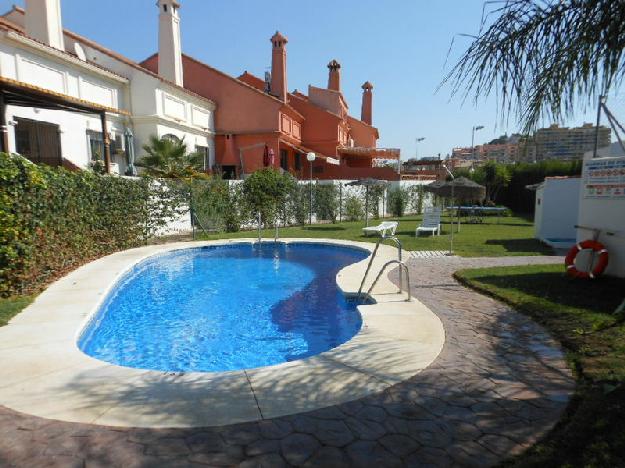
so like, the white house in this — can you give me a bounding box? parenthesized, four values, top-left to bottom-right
(532, 177, 581, 250)
(576, 142, 625, 277)
(0, 0, 215, 174)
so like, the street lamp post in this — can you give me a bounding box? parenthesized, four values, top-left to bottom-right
(307, 152, 316, 225)
(442, 163, 455, 255)
(415, 137, 425, 159)
(471, 125, 484, 159)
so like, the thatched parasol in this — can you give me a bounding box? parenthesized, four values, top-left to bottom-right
(423, 177, 485, 201)
(424, 177, 486, 232)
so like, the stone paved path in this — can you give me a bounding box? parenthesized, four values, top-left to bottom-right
(0, 255, 574, 467)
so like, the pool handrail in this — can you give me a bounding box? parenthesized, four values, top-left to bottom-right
(357, 234, 403, 299)
(366, 260, 411, 302)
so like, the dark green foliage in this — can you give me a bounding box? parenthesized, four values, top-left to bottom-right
(314, 184, 339, 223)
(137, 135, 205, 179)
(0, 153, 187, 296)
(344, 195, 364, 221)
(387, 187, 409, 217)
(455, 160, 582, 212)
(365, 185, 385, 219)
(189, 177, 231, 232)
(288, 183, 309, 226)
(241, 168, 296, 227)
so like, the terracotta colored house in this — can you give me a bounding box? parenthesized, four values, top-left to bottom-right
(142, 26, 400, 180)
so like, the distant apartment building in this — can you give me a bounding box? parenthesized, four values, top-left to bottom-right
(452, 134, 523, 164)
(451, 124, 611, 165)
(531, 123, 611, 161)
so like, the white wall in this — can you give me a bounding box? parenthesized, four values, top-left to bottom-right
(0, 35, 129, 170)
(534, 178, 580, 241)
(577, 154, 625, 278)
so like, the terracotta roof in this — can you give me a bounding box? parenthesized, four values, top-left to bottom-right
(238, 71, 266, 91)
(4, 6, 215, 108)
(172, 53, 304, 120)
(338, 146, 400, 159)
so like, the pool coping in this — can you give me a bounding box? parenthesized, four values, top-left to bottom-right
(0, 238, 445, 428)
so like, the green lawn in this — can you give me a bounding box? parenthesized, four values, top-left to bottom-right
(0, 296, 34, 327)
(199, 213, 552, 257)
(456, 264, 625, 467)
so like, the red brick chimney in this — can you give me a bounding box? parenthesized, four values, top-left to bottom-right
(361, 81, 373, 125)
(327, 59, 341, 92)
(270, 31, 288, 102)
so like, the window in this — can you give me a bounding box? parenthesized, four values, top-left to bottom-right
(87, 130, 122, 160)
(294, 152, 302, 171)
(195, 145, 210, 171)
(15, 118, 62, 166)
(280, 149, 288, 171)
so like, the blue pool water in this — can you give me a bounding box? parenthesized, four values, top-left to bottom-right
(78, 243, 368, 372)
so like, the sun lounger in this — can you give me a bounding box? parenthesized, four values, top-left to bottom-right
(416, 208, 441, 237)
(362, 221, 398, 237)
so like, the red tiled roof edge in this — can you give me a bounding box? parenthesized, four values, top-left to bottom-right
(175, 53, 304, 120)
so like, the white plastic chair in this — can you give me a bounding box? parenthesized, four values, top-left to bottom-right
(416, 208, 441, 237)
(362, 221, 398, 237)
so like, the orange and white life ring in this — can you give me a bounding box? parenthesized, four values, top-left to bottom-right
(564, 240, 609, 279)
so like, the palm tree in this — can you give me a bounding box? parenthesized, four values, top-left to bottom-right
(443, 0, 625, 131)
(137, 135, 205, 178)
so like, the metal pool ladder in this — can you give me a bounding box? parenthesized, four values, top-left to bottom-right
(358, 235, 411, 302)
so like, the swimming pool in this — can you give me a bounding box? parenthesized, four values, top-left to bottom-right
(78, 242, 368, 372)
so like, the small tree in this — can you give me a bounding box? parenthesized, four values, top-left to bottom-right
(471, 162, 511, 202)
(388, 187, 409, 217)
(137, 135, 204, 179)
(344, 195, 364, 221)
(242, 168, 296, 226)
(314, 184, 339, 223)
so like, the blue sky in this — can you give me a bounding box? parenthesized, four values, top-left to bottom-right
(2, 0, 622, 159)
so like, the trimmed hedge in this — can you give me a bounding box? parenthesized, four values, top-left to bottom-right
(0, 153, 187, 297)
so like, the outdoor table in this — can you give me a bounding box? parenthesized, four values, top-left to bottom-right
(445, 206, 508, 224)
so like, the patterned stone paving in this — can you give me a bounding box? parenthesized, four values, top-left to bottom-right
(0, 255, 574, 467)
(409, 250, 453, 259)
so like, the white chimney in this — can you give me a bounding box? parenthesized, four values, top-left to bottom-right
(25, 0, 65, 51)
(158, 0, 184, 86)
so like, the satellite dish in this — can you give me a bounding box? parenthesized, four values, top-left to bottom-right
(74, 42, 87, 61)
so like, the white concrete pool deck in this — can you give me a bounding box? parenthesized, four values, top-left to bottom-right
(0, 239, 445, 428)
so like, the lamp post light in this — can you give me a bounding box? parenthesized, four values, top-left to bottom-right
(471, 125, 484, 159)
(307, 152, 316, 225)
(415, 137, 425, 159)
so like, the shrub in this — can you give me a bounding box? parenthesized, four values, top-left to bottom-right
(408, 185, 425, 214)
(344, 195, 364, 221)
(314, 184, 339, 223)
(366, 185, 385, 219)
(0, 153, 187, 297)
(242, 168, 296, 227)
(455, 159, 582, 212)
(388, 187, 409, 217)
(289, 183, 310, 226)
(137, 135, 205, 179)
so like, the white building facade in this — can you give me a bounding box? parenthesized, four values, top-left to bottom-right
(0, 0, 215, 175)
